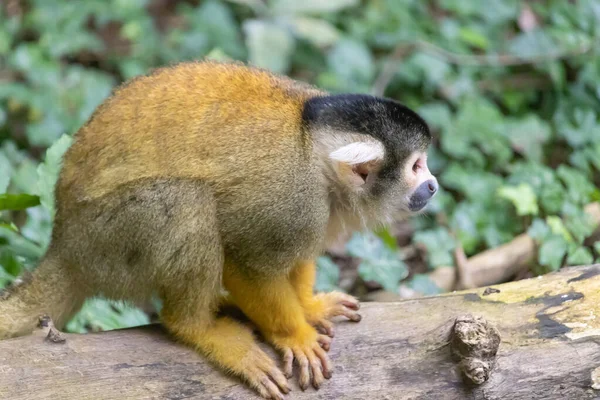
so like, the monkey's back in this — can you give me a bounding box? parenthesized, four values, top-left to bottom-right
(57, 62, 324, 203)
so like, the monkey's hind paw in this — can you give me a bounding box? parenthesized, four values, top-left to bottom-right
(240, 347, 291, 399)
(308, 291, 361, 337)
(282, 341, 333, 391)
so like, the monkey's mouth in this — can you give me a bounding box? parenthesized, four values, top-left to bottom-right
(408, 199, 428, 212)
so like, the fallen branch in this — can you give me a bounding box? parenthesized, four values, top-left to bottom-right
(1, 265, 599, 399)
(451, 202, 600, 290)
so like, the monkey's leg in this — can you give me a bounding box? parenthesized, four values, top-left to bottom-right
(224, 269, 333, 390)
(290, 261, 361, 339)
(163, 310, 289, 399)
(124, 179, 288, 399)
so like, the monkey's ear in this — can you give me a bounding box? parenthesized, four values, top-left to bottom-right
(329, 142, 384, 188)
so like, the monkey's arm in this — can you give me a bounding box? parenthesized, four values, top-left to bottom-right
(223, 267, 333, 390)
(290, 261, 361, 337)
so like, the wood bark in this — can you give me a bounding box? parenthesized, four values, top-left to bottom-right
(1, 264, 600, 400)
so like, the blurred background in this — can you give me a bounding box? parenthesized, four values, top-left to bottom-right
(0, 0, 599, 332)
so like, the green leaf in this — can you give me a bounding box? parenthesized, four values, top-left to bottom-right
(498, 183, 539, 216)
(347, 232, 407, 292)
(287, 17, 340, 48)
(527, 218, 551, 241)
(441, 164, 503, 203)
(561, 204, 597, 244)
(0, 247, 23, 277)
(556, 165, 596, 205)
(556, 107, 600, 148)
(546, 215, 573, 243)
(66, 298, 149, 334)
(374, 227, 398, 251)
(205, 48, 233, 62)
(418, 103, 452, 132)
(569, 143, 600, 175)
(458, 28, 489, 49)
(566, 246, 593, 266)
(509, 30, 556, 58)
(407, 274, 442, 296)
(0, 225, 44, 261)
(244, 20, 295, 73)
(505, 116, 551, 162)
(0, 267, 15, 288)
(538, 235, 568, 271)
(408, 53, 451, 88)
(190, 0, 245, 59)
(413, 227, 457, 268)
(271, 0, 359, 15)
(36, 134, 72, 218)
(0, 194, 40, 211)
(439, 98, 511, 166)
(315, 256, 340, 292)
(11, 158, 39, 194)
(0, 151, 11, 193)
(325, 39, 374, 92)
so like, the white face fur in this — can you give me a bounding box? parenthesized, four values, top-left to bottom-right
(314, 131, 438, 244)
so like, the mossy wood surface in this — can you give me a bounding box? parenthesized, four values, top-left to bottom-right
(1, 265, 599, 399)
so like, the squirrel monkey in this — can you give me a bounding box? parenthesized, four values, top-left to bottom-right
(0, 62, 437, 398)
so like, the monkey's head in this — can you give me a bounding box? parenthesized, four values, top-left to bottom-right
(304, 94, 437, 236)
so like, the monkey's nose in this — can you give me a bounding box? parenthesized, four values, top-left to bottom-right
(408, 179, 438, 211)
(427, 179, 438, 195)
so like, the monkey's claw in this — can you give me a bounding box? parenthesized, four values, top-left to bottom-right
(241, 347, 291, 399)
(307, 291, 361, 338)
(282, 342, 333, 390)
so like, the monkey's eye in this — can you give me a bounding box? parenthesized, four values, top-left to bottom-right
(412, 158, 423, 174)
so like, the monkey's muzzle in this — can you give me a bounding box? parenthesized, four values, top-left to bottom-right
(408, 179, 438, 211)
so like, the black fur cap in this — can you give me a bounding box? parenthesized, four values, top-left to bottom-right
(303, 94, 431, 183)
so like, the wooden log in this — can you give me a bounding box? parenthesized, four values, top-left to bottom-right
(1, 264, 600, 400)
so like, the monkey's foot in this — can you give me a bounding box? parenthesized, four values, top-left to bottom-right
(239, 346, 291, 399)
(305, 291, 361, 338)
(271, 326, 333, 390)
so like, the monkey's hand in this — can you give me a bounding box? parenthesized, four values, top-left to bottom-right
(304, 291, 361, 339)
(269, 324, 333, 391)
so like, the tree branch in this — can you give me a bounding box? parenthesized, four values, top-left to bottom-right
(1, 265, 600, 399)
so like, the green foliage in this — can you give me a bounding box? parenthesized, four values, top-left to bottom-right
(66, 299, 150, 334)
(413, 227, 457, 268)
(36, 134, 72, 218)
(497, 184, 539, 216)
(315, 256, 340, 293)
(407, 274, 443, 296)
(1, 0, 600, 331)
(346, 232, 408, 292)
(0, 194, 40, 211)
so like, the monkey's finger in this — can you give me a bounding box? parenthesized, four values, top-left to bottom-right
(306, 349, 325, 389)
(344, 309, 362, 322)
(254, 381, 272, 399)
(293, 348, 310, 391)
(282, 348, 294, 378)
(322, 291, 360, 310)
(247, 367, 284, 400)
(331, 305, 362, 322)
(259, 373, 285, 400)
(250, 349, 289, 396)
(312, 344, 333, 379)
(341, 299, 360, 310)
(317, 334, 332, 351)
(316, 319, 334, 337)
(268, 366, 291, 394)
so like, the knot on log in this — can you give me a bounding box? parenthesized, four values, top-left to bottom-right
(450, 314, 500, 385)
(38, 315, 67, 344)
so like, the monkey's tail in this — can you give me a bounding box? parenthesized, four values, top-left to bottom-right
(0, 255, 84, 339)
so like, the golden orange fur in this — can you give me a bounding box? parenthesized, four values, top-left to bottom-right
(0, 62, 368, 399)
